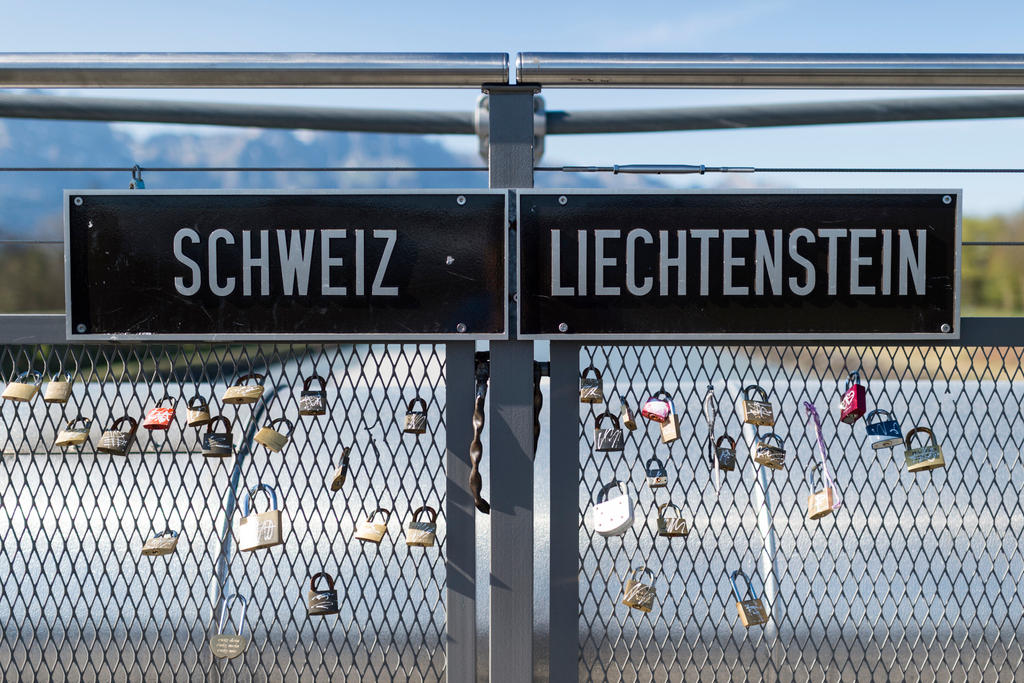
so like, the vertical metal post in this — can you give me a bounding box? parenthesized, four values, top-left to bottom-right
(548, 341, 582, 682)
(446, 341, 477, 683)
(485, 84, 537, 683)
(740, 416, 779, 623)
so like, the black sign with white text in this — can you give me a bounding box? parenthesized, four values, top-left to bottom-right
(518, 191, 960, 339)
(66, 191, 507, 339)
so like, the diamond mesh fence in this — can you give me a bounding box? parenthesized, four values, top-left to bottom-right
(0, 343, 448, 682)
(577, 344, 1024, 682)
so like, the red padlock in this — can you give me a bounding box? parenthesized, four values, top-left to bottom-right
(839, 371, 866, 425)
(142, 397, 177, 431)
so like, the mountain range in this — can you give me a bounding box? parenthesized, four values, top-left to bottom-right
(0, 117, 661, 238)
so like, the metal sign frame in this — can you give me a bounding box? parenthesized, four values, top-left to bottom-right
(63, 188, 509, 342)
(516, 188, 962, 342)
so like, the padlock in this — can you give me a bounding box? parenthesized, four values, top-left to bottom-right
(355, 507, 392, 544)
(97, 415, 138, 455)
(594, 411, 625, 452)
(221, 372, 265, 405)
(202, 416, 234, 457)
(839, 370, 868, 425)
(741, 385, 775, 427)
(406, 505, 438, 547)
(329, 446, 351, 491)
(142, 397, 176, 431)
(307, 572, 340, 616)
(186, 393, 211, 427)
(656, 503, 689, 538)
(2, 370, 42, 403)
(865, 409, 904, 450)
(713, 435, 737, 471)
(55, 417, 92, 449)
(753, 432, 786, 470)
(645, 456, 668, 488)
(403, 397, 428, 434)
(579, 365, 604, 404)
(620, 403, 637, 431)
(299, 374, 328, 416)
(622, 566, 656, 613)
(660, 401, 680, 445)
(210, 594, 248, 659)
(592, 480, 634, 537)
(806, 463, 837, 520)
(43, 371, 74, 404)
(238, 484, 284, 552)
(254, 417, 293, 453)
(904, 426, 946, 472)
(731, 569, 769, 627)
(141, 528, 179, 556)
(641, 391, 672, 423)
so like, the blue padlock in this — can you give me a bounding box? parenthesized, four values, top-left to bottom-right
(865, 409, 903, 450)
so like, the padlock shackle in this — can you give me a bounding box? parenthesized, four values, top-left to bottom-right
(153, 395, 176, 408)
(244, 483, 278, 516)
(303, 374, 327, 392)
(153, 528, 179, 539)
(309, 571, 335, 591)
(742, 384, 768, 402)
(806, 462, 826, 491)
(66, 417, 91, 430)
(232, 372, 265, 387)
(644, 456, 665, 470)
(629, 565, 654, 582)
(595, 411, 620, 429)
(845, 370, 861, 390)
(865, 409, 893, 425)
(13, 370, 43, 385)
(904, 426, 935, 447)
(368, 506, 392, 523)
(760, 432, 784, 447)
(406, 396, 428, 413)
(580, 365, 602, 382)
(596, 480, 627, 504)
(187, 394, 209, 410)
(658, 502, 680, 519)
(268, 417, 294, 436)
(109, 415, 138, 433)
(217, 593, 248, 636)
(411, 505, 438, 523)
(49, 370, 73, 382)
(653, 389, 672, 404)
(730, 569, 758, 602)
(715, 434, 735, 450)
(206, 415, 232, 433)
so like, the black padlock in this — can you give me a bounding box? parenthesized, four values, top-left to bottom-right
(299, 374, 327, 416)
(307, 572, 340, 616)
(713, 435, 737, 471)
(645, 456, 668, 488)
(594, 411, 625, 452)
(202, 416, 234, 457)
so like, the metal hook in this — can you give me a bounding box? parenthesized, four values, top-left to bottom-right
(129, 164, 145, 190)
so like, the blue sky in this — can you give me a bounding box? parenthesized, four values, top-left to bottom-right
(5, 0, 1024, 214)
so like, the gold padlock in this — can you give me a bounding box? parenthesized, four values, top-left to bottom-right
(806, 463, 836, 520)
(660, 409, 680, 444)
(238, 484, 284, 552)
(620, 403, 637, 431)
(622, 566, 657, 613)
(731, 569, 769, 627)
(210, 594, 248, 659)
(656, 503, 689, 538)
(2, 370, 42, 403)
(403, 397, 428, 434)
(753, 432, 786, 470)
(329, 446, 351, 492)
(579, 365, 604, 404)
(186, 393, 212, 427)
(141, 528, 179, 556)
(355, 507, 392, 544)
(406, 505, 438, 547)
(55, 417, 92, 449)
(904, 426, 946, 472)
(741, 385, 775, 427)
(221, 372, 265, 405)
(43, 371, 74, 404)
(254, 417, 293, 453)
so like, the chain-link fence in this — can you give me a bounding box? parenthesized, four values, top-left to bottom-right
(0, 343, 448, 682)
(576, 344, 1024, 682)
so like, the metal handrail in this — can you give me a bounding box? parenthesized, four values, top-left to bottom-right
(0, 52, 509, 88)
(517, 53, 1024, 88)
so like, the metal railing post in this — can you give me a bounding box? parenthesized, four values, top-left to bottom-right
(486, 83, 537, 683)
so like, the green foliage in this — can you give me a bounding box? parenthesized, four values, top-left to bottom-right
(962, 213, 1024, 316)
(0, 245, 64, 313)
